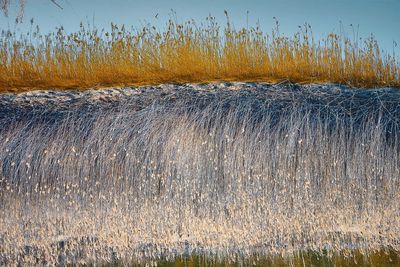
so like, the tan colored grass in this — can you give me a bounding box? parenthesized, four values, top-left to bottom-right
(0, 15, 399, 92)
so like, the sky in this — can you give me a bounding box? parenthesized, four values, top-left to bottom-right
(0, 0, 399, 55)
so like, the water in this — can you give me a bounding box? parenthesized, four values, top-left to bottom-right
(0, 82, 399, 265)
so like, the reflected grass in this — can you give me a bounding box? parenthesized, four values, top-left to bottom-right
(108, 248, 400, 266)
(2, 84, 400, 266)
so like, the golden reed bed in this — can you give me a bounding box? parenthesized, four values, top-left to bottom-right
(0, 14, 399, 92)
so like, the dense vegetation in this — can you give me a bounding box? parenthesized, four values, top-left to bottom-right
(1, 83, 399, 265)
(0, 15, 399, 92)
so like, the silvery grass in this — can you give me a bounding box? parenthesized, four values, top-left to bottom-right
(0, 83, 399, 265)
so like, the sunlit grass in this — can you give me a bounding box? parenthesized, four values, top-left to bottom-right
(0, 14, 399, 92)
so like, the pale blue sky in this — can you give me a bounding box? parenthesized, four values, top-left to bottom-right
(1, 0, 399, 55)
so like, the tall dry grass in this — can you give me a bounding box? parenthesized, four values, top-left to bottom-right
(0, 15, 399, 92)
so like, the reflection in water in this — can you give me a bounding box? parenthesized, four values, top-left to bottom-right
(0, 83, 399, 265)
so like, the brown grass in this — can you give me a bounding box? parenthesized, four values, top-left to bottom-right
(0, 15, 399, 92)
